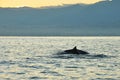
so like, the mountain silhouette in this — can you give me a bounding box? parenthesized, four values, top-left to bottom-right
(0, 0, 119, 36)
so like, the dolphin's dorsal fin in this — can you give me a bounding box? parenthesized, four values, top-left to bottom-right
(73, 46, 77, 50)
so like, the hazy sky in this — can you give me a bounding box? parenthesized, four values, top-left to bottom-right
(0, 0, 102, 8)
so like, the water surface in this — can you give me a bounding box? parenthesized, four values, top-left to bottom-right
(0, 37, 120, 80)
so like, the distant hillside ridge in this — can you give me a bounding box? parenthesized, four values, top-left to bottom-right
(0, 0, 120, 36)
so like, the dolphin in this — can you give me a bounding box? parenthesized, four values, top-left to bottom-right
(64, 46, 89, 55)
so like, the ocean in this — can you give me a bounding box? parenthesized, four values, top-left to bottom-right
(0, 37, 120, 80)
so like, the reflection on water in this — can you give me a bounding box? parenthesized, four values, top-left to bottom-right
(0, 37, 120, 80)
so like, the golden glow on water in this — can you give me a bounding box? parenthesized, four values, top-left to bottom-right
(0, 0, 101, 8)
(0, 37, 119, 79)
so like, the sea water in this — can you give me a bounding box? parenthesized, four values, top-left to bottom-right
(0, 37, 120, 80)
